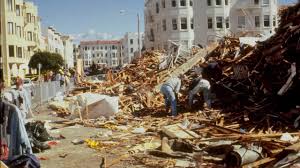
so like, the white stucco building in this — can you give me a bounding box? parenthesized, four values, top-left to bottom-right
(43, 26, 64, 56)
(144, 0, 195, 50)
(80, 40, 122, 69)
(61, 36, 74, 68)
(194, 0, 278, 45)
(121, 32, 143, 64)
(42, 26, 74, 68)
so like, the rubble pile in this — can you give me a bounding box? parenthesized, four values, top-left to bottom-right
(183, 3, 300, 130)
(55, 3, 300, 168)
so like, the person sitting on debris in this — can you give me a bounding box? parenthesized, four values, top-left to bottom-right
(160, 75, 184, 117)
(188, 75, 211, 109)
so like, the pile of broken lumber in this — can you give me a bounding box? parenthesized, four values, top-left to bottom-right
(180, 3, 300, 130)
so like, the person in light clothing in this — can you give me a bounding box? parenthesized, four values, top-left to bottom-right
(188, 76, 211, 108)
(160, 75, 183, 116)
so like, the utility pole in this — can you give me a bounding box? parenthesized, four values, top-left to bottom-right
(137, 13, 142, 58)
(1, 0, 11, 86)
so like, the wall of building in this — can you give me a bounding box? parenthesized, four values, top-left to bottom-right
(80, 41, 121, 69)
(0, 0, 42, 83)
(144, 0, 195, 50)
(62, 36, 74, 68)
(194, 0, 278, 45)
(121, 32, 143, 64)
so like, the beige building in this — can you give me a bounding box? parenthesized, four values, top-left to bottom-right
(0, 0, 42, 85)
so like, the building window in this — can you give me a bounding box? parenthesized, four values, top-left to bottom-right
(208, 17, 213, 29)
(190, 0, 193, 6)
(17, 47, 22, 58)
(273, 15, 276, 26)
(263, 0, 269, 5)
(16, 26, 21, 37)
(225, 0, 228, 5)
(163, 19, 167, 31)
(207, 0, 212, 6)
(190, 18, 194, 29)
(254, 0, 259, 4)
(156, 2, 159, 13)
(264, 15, 270, 27)
(216, 0, 221, 5)
(180, 0, 186, 6)
(27, 32, 32, 41)
(9, 45, 14, 57)
(150, 28, 155, 42)
(226, 17, 229, 28)
(216, 17, 223, 28)
(255, 16, 260, 27)
(181, 18, 187, 30)
(238, 16, 246, 28)
(26, 13, 31, 23)
(130, 48, 134, 53)
(172, 19, 178, 30)
(162, 0, 166, 8)
(97, 53, 100, 57)
(7, 0, 13, 11)
(172, 0, 177, 7)
(130, 39, 133, 44)
(8, 22, 14, 34)
(16, 5, 21, 16)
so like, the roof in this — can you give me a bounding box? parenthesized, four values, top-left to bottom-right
(80, 40, 121, 45)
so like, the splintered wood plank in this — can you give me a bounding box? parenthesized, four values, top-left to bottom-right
(242, 158, 276, 168)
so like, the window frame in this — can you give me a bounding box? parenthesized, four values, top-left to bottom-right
(172, 19, 178, 30)
(207, 17, 213, 29)
(216, 0, 222, 6)
(180, 0, 186, 6)
(180, 17, 188, 30)
(216, 16, 223, 29)
(238, 16, 246, 28)
(264, 15, 270, 27)
(255, 16, 260, 27)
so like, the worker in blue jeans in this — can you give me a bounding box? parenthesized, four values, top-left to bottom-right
(160, 75, 183, 116)
(188, 76, 211, 109)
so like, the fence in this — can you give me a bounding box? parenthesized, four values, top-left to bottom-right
(25, 80, 74, 108)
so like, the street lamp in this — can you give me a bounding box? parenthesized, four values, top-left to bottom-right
(120, 10, 142, 59)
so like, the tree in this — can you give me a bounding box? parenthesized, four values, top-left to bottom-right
(29, 52, 64, 73)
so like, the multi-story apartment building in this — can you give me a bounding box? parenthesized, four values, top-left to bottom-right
(61, 36, 74, 68)
(43, 26, 64, 56)
(0, 0, 42, 85)
(80, 40, 121, 69)
(121, 32, 143, 65)
(73, 44, 80, 66)
(43, 26, 74, 68)
(194, 0, 278, 45)
(144, 0, 194, 50)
